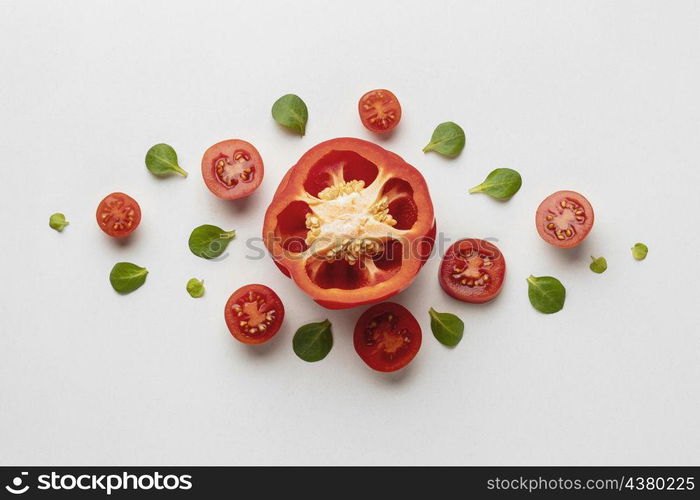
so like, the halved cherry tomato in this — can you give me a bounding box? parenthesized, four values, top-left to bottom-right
(536, 190, 594, 248)
(439, 239, 506, 304)
(262, 138, 436, 309)
(354, 302, 421, 372)
(96, 192, 141, 238)
(201, 139, 264, 200)
(224, 284, 284, 345)
(358, 89, 402, 133)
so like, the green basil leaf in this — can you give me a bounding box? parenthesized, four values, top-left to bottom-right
(468, 168, 522, 200)
(527, 275, 566, 314)
(422, 121, 466, 157)
(49, 213, 69, 232)
(631, 242, 648, 260)
(271, 94, 308, 135)
(188, 224, 236, 259)
(186, 278, 205, 298)
(293, 319, 333, 362)
(110, 262, 148, 294)
(428, 308, 464, 347)
(145, 143, 187, 177)
(589, 256, 607, 274)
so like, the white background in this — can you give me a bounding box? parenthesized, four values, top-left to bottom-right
(1, 0, 699, 465)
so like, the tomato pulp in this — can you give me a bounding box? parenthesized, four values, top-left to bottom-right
(224, 284, 284, 344)
(358, 89, 402, 133)
(353, 302, 421, 372)
(201, 139, 264, 200)
(536, 190, 594, 248)
(263, 138, 436, 309)
(96, 192, 141, 238)
(439, 238, 506, 303)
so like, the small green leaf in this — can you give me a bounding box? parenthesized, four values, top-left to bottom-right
(188, 224, 236, 259)
(428, 308, 464, 347)
(49, 213, 69, 232)
(589, 256, 607, 274)
(110, 262, 148, 294)
(186, 278, 205, 298)
(145, 143, 188, 177)
(469, 168, 522, 200)
(271, 94, 308, 135)
(422, 121, 466, 157)
(631, 242, 648, 260)
(527, 275, 566, 314)
(293, 319, 333, 362)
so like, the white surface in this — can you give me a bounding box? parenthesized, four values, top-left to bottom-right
(1, 0, 699, 466)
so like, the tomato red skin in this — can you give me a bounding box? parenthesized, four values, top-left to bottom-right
(536, 190, 594, 248)
(358, 89, 402, 133)
(353, 302, 421, 372)
(439, 239, 506, 304)
(201, 139, 264, 200)
(224, 284, 284, 345)
(96, 192, 141, 238)
(262, 138, 436, 309)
